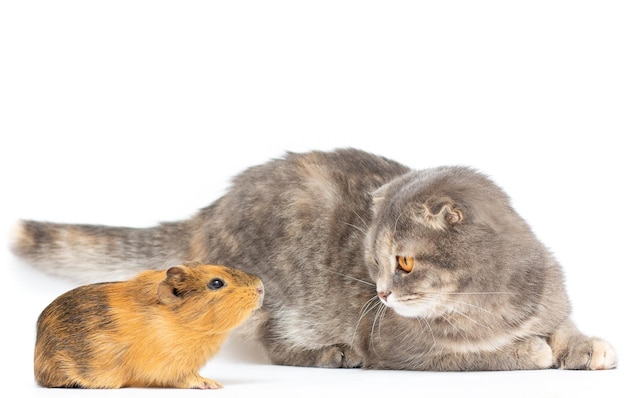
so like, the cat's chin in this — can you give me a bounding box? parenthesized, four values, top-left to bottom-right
(390, 306, 424, 318)
(384, 298, 434, 318)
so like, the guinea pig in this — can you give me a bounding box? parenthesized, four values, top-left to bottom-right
(34, 262, 264, 389)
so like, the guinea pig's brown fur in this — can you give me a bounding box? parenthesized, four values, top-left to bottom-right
(34, 263, 264, 389)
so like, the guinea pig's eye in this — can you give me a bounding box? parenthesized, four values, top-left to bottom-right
(208, 278, 225, 290)
(396, 256, 414, 273)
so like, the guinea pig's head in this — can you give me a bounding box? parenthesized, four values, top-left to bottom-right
(157, 263, 264, 333)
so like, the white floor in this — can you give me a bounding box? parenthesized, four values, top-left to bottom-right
(2, 1, 624, 397)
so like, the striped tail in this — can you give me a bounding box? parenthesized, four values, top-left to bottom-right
(10, 219, 193, 283)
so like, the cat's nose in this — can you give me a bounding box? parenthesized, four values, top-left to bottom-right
(377, 291, 390, 302)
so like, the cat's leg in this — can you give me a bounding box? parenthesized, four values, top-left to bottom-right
(265, 342, 363, 368)
(548, 318, 617, 370)
(258, 315, 364, 368)
(458, 336, 554, 370)
(456, 336, 555, 370)
(367, 336, 555, 370)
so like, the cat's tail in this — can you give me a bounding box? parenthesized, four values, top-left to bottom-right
(10, 219, 194, 283)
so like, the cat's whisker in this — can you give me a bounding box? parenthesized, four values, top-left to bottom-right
(435, 300, 491, 329)
(403, 294, 491, 333)
(376, 304, 388, 342)
(418, 317, 437, 346)
(439, 296, 497, 316)
(352, 210, 369, 231)
(327, 270, 375, 286)
(439, 311, 471, 345)
(392, 208, 409, 236)
(370, 301, 387, 355)
(358, 296, 380, 320)
(431, 291, 517, 296)
(340, 221, 367, 237)
(351, 296, 381, 347)
(358, 299, 381, 349)
(449, 309, 490, 329)
(413, 291, 505, 322)
(361, 296, 381, 318)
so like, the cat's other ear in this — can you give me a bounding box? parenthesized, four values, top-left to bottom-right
(157, 265, 190, 305)
(370, 184, 390, 216)
(419, 196, 465, 230)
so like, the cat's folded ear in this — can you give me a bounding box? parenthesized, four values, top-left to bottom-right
(157, 265, 190, 305)
(370, 184, 390, 217)
(418, 196, 465, 231)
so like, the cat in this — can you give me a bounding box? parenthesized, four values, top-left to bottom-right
(11, 148, 617, 370)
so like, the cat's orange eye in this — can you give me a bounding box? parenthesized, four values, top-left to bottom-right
(397, 256, 414, 273)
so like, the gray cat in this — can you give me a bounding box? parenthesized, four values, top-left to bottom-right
(12, 148, 617, 370)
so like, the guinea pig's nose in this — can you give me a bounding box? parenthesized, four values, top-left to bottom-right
(255, 284, 265, 306)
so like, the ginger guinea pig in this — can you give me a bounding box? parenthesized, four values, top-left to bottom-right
(34, 263, 264, 389)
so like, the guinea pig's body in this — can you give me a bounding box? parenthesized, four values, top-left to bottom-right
(34, 263, 264, 389)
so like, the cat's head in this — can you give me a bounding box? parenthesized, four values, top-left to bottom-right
(364, 166, 540, 319)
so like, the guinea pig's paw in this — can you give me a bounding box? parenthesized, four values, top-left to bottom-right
(557, 336, 618, 370)
(188, 376, 224, 389)
(517, 336, 553, 369)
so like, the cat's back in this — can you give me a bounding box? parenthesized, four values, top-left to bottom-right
(196, 148, 410, 238)
(231, 148, 410, 193)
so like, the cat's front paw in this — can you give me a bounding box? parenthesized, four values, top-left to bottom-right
(556, 336, 618, 370)
(318, 345, 363, 368)
(517, 336, 554, 369)
(267, 343, 364, 368)
(339, 345, 364, 368)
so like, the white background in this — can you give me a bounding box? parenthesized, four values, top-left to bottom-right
(1, 1, 624, 397)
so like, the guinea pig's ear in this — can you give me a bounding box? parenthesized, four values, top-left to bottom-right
(157, 266, 189, 305)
